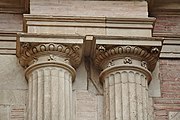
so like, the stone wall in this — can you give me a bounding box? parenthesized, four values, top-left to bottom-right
(0, 55, 27, 120)
(154, 16, 180, 34)
(153, 60, 180, 120)
(152, 12, 180, 120)
(0, 1, 180, 120)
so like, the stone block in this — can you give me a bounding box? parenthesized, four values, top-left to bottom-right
(10, 105, 26, 120)
(30, 1, 148, 18)
(169, 111, 180, 120)
(149, 61, 161, 97)
(74, 90, 103, 120)
(73, 61, 88, 90)
(0, 55, 27, 90)
(0, 105, 10, 120)
(0, 90, 27, 105)
(106, 28, 151, 37)
(0, 14, 23, 32)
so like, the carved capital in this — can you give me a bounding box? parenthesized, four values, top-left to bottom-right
(18, 43, 82, 69)
(95, 45, 160, 72)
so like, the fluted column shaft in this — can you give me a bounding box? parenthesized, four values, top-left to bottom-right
(102, 69, 149, 120)
(26, 65, 74, 120)
(17, 42, 81, 120)
(95, 45, 160, 120)
(100, 58, 152, 120)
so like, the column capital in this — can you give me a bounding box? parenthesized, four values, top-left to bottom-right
(95, 45, 159, 71)
(16, 33, 83, 80)
(92, 36, 163, 82)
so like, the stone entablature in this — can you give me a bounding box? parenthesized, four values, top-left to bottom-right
(23, 15, 155, 37)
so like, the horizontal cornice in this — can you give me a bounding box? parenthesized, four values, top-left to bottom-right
(24, 15, 155, 24)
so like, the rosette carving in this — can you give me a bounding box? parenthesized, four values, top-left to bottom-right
(18, 43, 82, 68)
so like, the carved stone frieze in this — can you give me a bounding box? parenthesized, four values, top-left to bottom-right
(18, 43, 82, 68)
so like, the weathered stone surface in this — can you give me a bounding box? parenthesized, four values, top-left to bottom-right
(74, 90, 103, 120)
(73, 61, 88, 90)
(149, 61, 161, 97)
(0, 55, 27, 90)
(10, 105, 26, 120)
(24, 15, 154, 37)
(1, 0, 180, 120)
(0, 105, 10, 120)
(30, 1, 148, 18)
(0, 14, 23, 32)
(169, 112, 180, 120)
(0, 90, 26, 105)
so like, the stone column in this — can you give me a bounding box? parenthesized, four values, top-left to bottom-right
(95, 45, 160, 120)
(17, 43, 81, 120)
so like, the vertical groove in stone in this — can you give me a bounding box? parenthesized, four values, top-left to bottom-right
(136, 73, 143, 120)
(146, 79, 149, 120)
(129, 71, 137, 120)
(103, 70, 149, 120)
(141, 75, 147, 120)
(103, 77, 106, 120)
(51, 69, 59, 120)
(114, 72, 122, 120)
(69, 74, 73, 120)
(28, 73, 33, 120)
(135, 73, 139, 120)
(121, 71, 129, 120)
(37, 69, 44, 120)
(27, 67, 73, 120)
(44, 68, 51, 120)
(104, 77, 110, 120)
(59, 69, 65, 119)
(109, 74, 115, 120)
(32, 71, 38, 120)
(58, 69, 60, 119)
(65, 71, 70, 120)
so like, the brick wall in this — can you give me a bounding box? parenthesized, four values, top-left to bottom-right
(153, 60, 180, 120)
(154, 16, 180, 34)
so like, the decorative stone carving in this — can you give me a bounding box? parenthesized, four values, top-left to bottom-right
(95, 45, 161, 120)
(107, 60, 115, 67)
(141, 61, 148, 69)
(98, 45, 106, 53)
(18, 43, 81, 68)
(17, 41, 82, 120)
(95, 45, 159, 71)
(123, 57, 132, 64)
(151, 47, 159, 55)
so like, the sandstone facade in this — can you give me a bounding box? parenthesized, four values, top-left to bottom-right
(0, 0, 180, 120)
